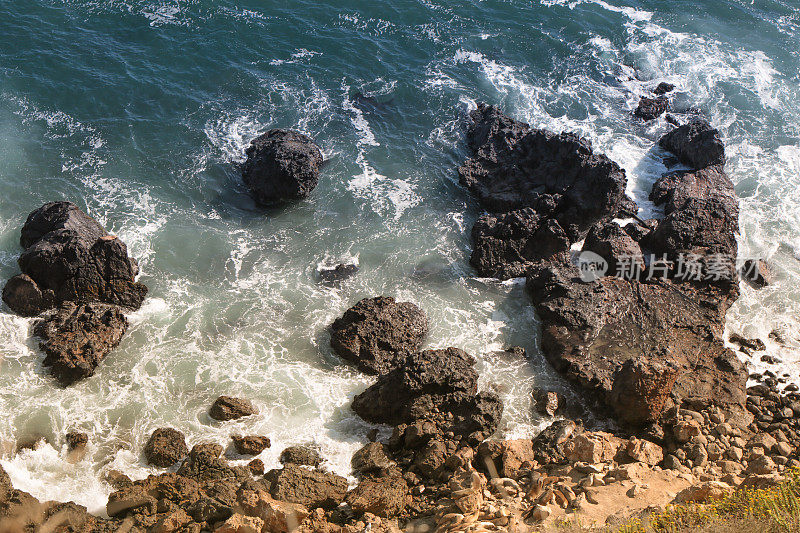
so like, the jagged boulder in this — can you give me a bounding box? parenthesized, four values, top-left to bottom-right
(242, 129, 322, 206)
(458, 104, 628, 279)
(659, 120, 725, 170)
(352, 348, 502, 442)
(3, 201, 146, 316)
(279, 446, 322, 467)
(634, 96, 669, 120)
(34, 302, 128, 385)
(144, 428, 188, 468)
(345, 475, 408, 518)
(330, 296, 428, 375)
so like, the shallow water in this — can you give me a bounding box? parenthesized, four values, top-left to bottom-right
(0, 0, 798, 512)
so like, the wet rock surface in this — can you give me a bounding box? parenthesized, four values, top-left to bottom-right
(241, 129, 323, 206)
(34, 302, 128, 385)
(330, 296, 428, 375)
(209, 396, 258, 421)
(658, 120, 725, 170)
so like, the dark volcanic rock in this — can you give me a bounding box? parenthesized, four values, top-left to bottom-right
(609, 360, 679, 425)
(0, 463, 11, 502)
(3, 202, 147, 316)
(634, 96, 669, 120)
(351, 442, 395, 475)
(352, 348, 503, 442)
(177, 444, 248, 482)
(470, 208, 570, 278)
(33, 302, 128, 385)
(653, 82, 675, 96)
(2, 274, 55, 317)
(352, 348, 478, 425)
(318, 263, 359, 283)
(458, 104, 629, 279)
(231, 435, 270, 456)
(266, 464, 348, 510)
(659, 120, 725, 169)
(242, 129, 323, 206)
(279, 445, 322, 467)
(144, 428, 188, 468)
(459, 104, 628, 219)
(741, 259, 772, 288)
(66, 431, 88, 452)
(209, 396, 257, 421)
(531, 419, 578, 464)
(330, 296, 428, 375)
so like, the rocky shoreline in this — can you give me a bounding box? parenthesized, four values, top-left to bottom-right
(1, 100, 796, 532)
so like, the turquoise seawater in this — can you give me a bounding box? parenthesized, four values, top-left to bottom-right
(0, 0, 798, 511)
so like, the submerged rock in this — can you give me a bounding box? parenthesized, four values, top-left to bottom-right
(318, 263, 359, 283)
(740, 259, 772, 288)
(3, 201, 147, 316)
(330, 296, 428, 375)
(458, 103, 629, 279)
(241, 129, 323, 206)
(34, 302, 128, 385)
(653, 82, 675, 95)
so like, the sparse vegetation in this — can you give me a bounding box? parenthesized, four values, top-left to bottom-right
(546, 471, 800, 533)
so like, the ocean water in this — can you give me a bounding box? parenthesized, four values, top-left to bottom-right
(0, 0, 798, 513)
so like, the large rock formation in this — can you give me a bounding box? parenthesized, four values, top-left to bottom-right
(241, 129, 323, 206)
(3, 202, 147, 316)
(458, 103, 629, 278)
(523, 117, 748, 431)
(330, 296, 428, 375)
(33, 302, 128, 386)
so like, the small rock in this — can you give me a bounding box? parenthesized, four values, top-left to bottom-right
(653, 82, 676, 95)
(351, 442, 395, 476)
(530, 504, 550, 522)
(231, 435, 270, 456)
(247, 459, 265, 476)
(209, 396, 257, 421)
(741, 259, 772, 288)
(216, 514, 264, 533)
(626, 438, 663, 466)
(533, 388, 563, 417)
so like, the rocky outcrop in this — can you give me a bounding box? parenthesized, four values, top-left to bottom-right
(458, 104, 629, 279)
(471, 208, 570, 279)
(658, 120, 725, 170)
(330, 296, 428, 375)
(242, 129, 323, 206)
(521, 116, 747, 432)
(352, 348, 502, 443)
(177, 443, 250, 483)
(33, 302, 128, 385)
(3, 202, 147, 316)
(209, 396, 258, 421)
(144, 428, 188, 468)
